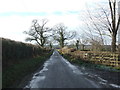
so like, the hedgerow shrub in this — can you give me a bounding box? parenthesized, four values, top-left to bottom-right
(2, 38, 52, 88)
(2, 38, 46, 69)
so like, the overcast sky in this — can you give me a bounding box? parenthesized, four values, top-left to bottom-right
(0, 0, 116, 43)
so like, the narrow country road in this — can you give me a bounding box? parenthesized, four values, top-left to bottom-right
(25, 50, 103, 88)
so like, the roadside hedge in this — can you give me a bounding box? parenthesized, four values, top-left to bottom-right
(2, 38, 52, 88)
(2, 38, 47, 69)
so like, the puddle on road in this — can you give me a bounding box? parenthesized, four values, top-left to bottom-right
(24, 57, 53, 88)
(24, 51, 120, 88)
(109, 84, 120, 88)
(25, 51, 60, 88)
(25, 68, 47, 88)
(29, 76, 45, 88)
(89, 74, 120, 88)
(98, 77, 108, 83)
(82, 70, 120, 88)
(82, 72, 109, 87)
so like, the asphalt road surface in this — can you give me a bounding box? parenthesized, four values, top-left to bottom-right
(25, 50, 104, 88)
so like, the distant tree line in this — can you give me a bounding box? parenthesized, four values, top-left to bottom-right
(24, 20, 76, 48)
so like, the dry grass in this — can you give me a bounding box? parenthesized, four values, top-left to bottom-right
(58, 47, 120, 69)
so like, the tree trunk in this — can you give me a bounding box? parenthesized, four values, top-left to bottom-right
(60, 40, 64, 48)
(111, 33, 116, 52)
(61, 42, 64, 48)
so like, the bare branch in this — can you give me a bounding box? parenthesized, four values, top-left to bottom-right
(116, 15, 120, 32)
(24, 19, 51, 47)
(53, 23, 76, 48)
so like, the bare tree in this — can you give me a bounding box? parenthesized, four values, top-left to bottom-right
(53, 23, 76, 48)
(83, 0, 120, 52)
(89, 36, 105, 51)
(108, 0, 120, 52)
(24, 19, 52, 48)
(78, 24, 105, 51)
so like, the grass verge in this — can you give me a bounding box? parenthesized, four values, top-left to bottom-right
(2, 50, 53, 88)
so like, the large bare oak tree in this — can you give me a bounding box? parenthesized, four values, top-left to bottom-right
(53, 23, 76, 48)
(24, 19, 52, 48)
